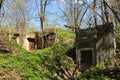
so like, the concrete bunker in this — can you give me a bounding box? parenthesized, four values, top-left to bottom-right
(76, 23, 116, 71)
(10, 29, 57, 51)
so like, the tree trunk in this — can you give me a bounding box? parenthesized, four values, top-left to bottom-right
(0, 0, 4, 10)
(101, 0, 105, 24)
(40, 0, 46, 49)
(104, 0, 120, 23)
(103, 0, 109, 23)
(93, 0, 97, 26)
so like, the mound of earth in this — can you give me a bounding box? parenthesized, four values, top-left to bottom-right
(0, 34, 19, 54)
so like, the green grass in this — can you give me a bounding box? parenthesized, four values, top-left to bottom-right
(0, 45, 74, 79)
(0, 27, 118, 79)
(57, 29, 74, 39)
(0, 31, 28, 54)
(0, 28, 75, 79)
(78, 54, 117, 80)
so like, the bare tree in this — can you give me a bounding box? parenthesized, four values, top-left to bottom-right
(35, 0, 51, 31)
(57, 0, 89, 28)
(4, 0, 30, 33)
(107, 0, 120, 25)
(103, 0, 110, 23)
(93, 0, 97, 26)
(83, 0, 120, 25)
(0, 0, 5, 23)
(0, 0, 4, 9)
(35, 0, 52, 49)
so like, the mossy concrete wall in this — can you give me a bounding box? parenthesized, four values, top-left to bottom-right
(76, 23, 116, 70)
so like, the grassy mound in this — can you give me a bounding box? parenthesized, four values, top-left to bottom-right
(0, 32, 28, 54)
(0, 28, 76, 79)
(1, 27, 119, 79)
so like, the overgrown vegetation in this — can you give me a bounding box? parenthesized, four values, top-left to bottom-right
(78, 56, 116, 80)
(0, 27, 120, 79)
(0, 28, 75, 79)
(115, 25, 120, 49)
(0, 31, 28, 54)
(77, 27, 120, 80)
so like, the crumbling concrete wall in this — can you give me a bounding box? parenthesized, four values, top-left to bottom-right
(16, 33, 36, 50)
(36, 29, 57, 49)
(13, 29, 57, 51)
(96, 23, 116, 64)
(76, 23, 116, 71)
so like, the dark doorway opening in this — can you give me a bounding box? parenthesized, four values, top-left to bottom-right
(81, 50, 93, 71)
(66, 47, 76, 61)
(27, 38, 35, 51)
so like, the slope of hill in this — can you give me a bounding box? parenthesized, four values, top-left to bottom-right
(0, 28, 120, 80)
(0, 28, 77, 79)
(0, 32, 27, 54)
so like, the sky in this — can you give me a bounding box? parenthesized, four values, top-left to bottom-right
(30, 0, 73, 31)
(1, 0, 94, 31)
(38, 0, 82, 28)
(29, 0, 62, 30)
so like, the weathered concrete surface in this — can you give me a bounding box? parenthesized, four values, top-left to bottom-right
(76, 23, 116, 71)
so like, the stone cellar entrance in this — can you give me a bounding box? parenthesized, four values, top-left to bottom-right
(81, 50, 93, 71)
